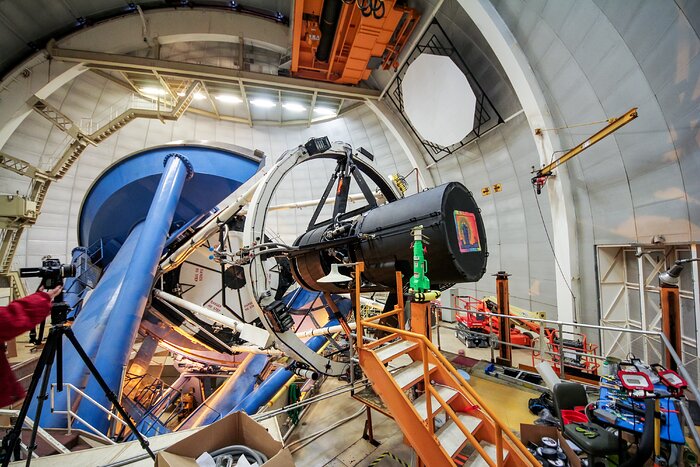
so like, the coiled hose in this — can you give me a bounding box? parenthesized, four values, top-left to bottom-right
(209, 445, 268, 465)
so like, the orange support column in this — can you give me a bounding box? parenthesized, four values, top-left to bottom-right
(660, 284, 682, 371)
(410, 301, 432, 342)
(495, 271, 512, 367)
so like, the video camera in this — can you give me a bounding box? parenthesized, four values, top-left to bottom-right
(19, 257, 76, 289)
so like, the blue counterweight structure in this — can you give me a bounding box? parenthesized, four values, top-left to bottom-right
(37, 143, 261, 433)
(75, 153, 194, 434)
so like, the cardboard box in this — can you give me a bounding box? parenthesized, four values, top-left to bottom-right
(519, 424, 581, 467)
(156, 412, 294, 466)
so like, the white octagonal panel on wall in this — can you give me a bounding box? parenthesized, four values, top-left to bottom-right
(401, 53, 476, 147)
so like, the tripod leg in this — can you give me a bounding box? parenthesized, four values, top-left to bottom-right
(23, 331, 59, 467)
(63, 328, 154, 460)
(1, 329, 57, 467)
(56, 334, 63, 391)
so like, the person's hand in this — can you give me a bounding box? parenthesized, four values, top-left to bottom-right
(39, 285, 63, 300)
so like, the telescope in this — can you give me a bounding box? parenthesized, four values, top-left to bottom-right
(291, 181, 488, 293)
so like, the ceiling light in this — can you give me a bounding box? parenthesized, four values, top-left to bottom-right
(250, 98, 277, 108)
(141, 87, 167, 96)
(314, 107, 336, 116)
(283, 102, 306, 112)
(193, 92, 206, 100)
(215, 94, 242, 104)
(177, 91, 186, 97)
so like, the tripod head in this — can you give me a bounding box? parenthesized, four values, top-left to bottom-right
(50, 295, 70, 326)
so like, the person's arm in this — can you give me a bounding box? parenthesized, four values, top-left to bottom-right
(0, 288, 58, 341)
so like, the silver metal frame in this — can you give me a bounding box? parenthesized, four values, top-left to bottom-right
(435, 303, 700, 450)
(242, 141, 396, 377)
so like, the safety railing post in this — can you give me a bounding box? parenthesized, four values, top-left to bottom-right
(395, 271, 404, 330)
(355, 262, 365, 350)
(558, 323, 566, 379)
(66, 386, 72, 434)
(422, 343, 433, 435)
(539, 320, 546, 363)
(495, 428, 504, 467)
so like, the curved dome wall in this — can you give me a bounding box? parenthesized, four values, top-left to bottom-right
(0, 1, 698, 341)
(486, 0, 700, 326)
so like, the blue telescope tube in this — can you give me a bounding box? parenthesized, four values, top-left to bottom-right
(37, 223, 143, 427)
(232, 320, 338, 416)
(75, 154, 193, 433)
(177, 353, 269, 430)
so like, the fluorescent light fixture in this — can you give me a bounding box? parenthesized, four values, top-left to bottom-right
(283, 102, 306, 112)
(250, 98, 276, 108)
(177, 91, 186, 97)
(193, 92, 206, 100)
(215, 94, 242, 104)
(314, 107, 336, 116)
(141, 87, 167, 96)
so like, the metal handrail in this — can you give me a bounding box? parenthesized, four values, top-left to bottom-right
(363, 320, 539, 466)
(0, 409, 70, 455)
(435, 305, 700, 402)
(436, 303, 700, 452)
(49, 383, 146, 445)
(352, 260, 538, 466)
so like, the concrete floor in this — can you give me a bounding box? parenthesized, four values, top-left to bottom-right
(288, 379, 416, 467)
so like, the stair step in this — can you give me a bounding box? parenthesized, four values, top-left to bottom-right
(413, 385, 457, 420)
(436, 413, 482, 458)
(393, 360, 435, 390)
(375, 340, 418, 363)
(464, 441, 506, 467)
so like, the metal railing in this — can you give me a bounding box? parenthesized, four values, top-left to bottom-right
(434, 304, 700, 451)
(49, 383, 147, 445)
(352, 263, 539, 467)
(0, 409, 70, 456)
(78, 94, 175, 135)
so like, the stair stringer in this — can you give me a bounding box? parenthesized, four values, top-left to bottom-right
(359, 347, 456, 467)
(422, 352, 530, 467)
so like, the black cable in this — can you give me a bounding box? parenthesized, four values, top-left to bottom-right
(531, 184, 577, 308)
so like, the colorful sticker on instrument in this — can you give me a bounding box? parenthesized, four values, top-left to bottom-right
(454, 210, 481, 253)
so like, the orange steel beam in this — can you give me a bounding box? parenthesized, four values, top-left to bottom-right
(660, 284, 682, 371)
(291, 0, 306, 73)
(495, 271, 512, 366)
(326, 2, 352, 80)
(322, 291, 354, 339)
(291, 0, 420, 84)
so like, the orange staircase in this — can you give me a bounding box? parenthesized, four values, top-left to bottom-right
(352, 264, 538, 466)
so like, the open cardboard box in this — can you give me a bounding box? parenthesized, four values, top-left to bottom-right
(156, 412, 294, 466)
(520, 424, 581, 467)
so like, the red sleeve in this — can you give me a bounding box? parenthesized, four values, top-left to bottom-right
(0, 292, 52, 341)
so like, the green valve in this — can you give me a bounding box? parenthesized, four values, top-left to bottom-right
(409, 225, 431, 293)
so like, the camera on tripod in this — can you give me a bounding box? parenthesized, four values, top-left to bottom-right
(19, 257, 76, 289)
